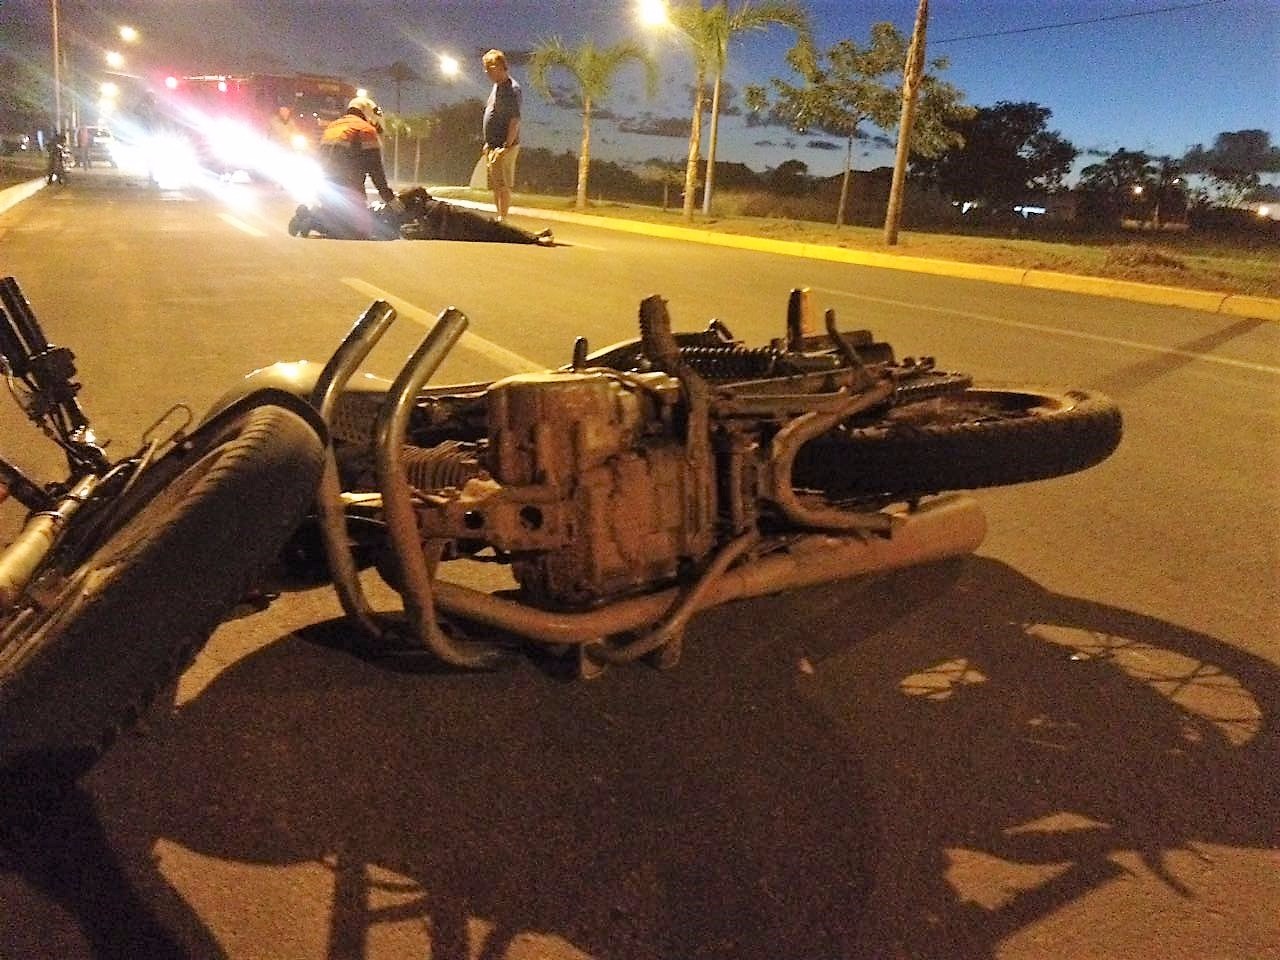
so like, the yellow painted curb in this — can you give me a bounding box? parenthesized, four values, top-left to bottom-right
(507, 201, 1280, 323)
(0, 177, 45, 216)
(1021, 269, 1230, 313)
(1219, 294, 1280, 322)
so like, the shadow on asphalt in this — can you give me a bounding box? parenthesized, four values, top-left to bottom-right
(2, 556, 1276, 959)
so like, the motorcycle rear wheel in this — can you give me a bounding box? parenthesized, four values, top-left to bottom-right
(0, 402, 325, 783)
(792, 386, 1122, 499)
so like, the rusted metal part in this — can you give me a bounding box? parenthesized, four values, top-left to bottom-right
(786, 287, 814, 351)
(583, 528, 762, 668)
(639, 295, 717, 561)
(764, 380, 898, 534)
(429, 494, 985, 647)
(823, 308, 879, 397)
(309, 299, 398, 640)
(375, 308, 506, 669)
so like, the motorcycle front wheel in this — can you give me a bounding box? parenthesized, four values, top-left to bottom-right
(0, 400, 326, 784)
(792, 386, 1123, 500)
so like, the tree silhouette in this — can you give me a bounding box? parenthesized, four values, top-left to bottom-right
(1182, 129, 1280, 205)
(667, 0, 811, 219)
(528, 37, 658, 210)
(910, 101, 1076, 216)
(748, 22, 969, 228)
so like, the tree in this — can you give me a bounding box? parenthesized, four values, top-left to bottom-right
(748, 21, 969, 228)
(0, 53, 50, 124)
(1076, 148, 1155, 224)
(1182, 129, 1280, 205)
(910, 101, 1077, 216)
(381, 112, 412, 185)
(367, 61, 425, 187)
(765, 158, 811, 193)
(405, 114, 440, 184)
(379, 60, 423, 115)
(529, 37, 658, 210)
(424, 98, 487, 185)
(667, 0, 812, 219)
(1148, 156, 1188, 227)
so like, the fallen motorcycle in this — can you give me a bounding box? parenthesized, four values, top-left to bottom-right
(0, 276, 327, 782)
(0, 280, 1121, 782)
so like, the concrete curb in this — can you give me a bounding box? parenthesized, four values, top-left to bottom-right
(0, 178, 45, 217)
(495, 201, 1280, 323)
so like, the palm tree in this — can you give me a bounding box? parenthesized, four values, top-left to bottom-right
(529, 37, 658, 210)
(668, 0, 812, 219)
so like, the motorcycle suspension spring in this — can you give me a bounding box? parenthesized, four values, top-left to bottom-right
(401, 440, 483, 492)
(676, 345, 778, 380)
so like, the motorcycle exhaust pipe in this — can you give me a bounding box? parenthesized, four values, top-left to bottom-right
(432, 493, 987, 648)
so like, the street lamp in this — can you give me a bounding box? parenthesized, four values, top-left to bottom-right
(637, 0, 670, 28)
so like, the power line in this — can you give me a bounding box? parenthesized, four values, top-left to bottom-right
(932, 0, 1234, 44)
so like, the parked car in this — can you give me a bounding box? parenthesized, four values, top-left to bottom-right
(75, 126, 116, 166)
(0, 133, 31, 156)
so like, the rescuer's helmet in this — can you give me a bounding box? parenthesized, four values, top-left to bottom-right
(347, 96, 383, 130)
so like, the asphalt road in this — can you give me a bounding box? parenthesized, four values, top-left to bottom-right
(1, 169, 1277, 960)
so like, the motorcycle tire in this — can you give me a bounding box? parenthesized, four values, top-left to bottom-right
(0, 402, 326, 784)
(792, 386, 1122, 499)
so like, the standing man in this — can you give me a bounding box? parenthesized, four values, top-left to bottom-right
(481, 49, 521, 222)
(75, 125, 92, 169)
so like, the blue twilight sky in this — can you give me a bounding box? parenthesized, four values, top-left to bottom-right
(4, 0, 1278, 178)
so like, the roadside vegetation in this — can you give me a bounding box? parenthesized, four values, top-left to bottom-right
(437, 184, 1280, 300)
(0, 151, 42, 188)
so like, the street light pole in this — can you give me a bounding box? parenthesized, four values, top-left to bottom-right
(51, 0, 63, 133)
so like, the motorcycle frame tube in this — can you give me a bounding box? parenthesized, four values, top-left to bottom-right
(584, 528, 762, 667)
(764, 379, 898, 534)
(309, 300, 398, 640)
(375, 308, 506, 669)
(0, 456, 53, 512)
(430, 493, 987, 647)
(0, 474, 97, 611)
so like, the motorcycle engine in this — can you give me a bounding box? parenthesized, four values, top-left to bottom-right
(456, 368, 715, 610)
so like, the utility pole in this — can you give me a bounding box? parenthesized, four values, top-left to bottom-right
(883, 0, 928, 246)
(51, 0, 63, 134)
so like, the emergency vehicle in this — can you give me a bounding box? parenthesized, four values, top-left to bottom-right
(141, 72, 358, 179)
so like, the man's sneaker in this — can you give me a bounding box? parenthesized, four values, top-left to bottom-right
(534, 227, 554, 245)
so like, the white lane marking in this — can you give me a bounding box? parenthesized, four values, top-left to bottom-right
(810, 285, 1280, 375)
(218, 212, 268, 237)
(341, 278, 541, 375)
